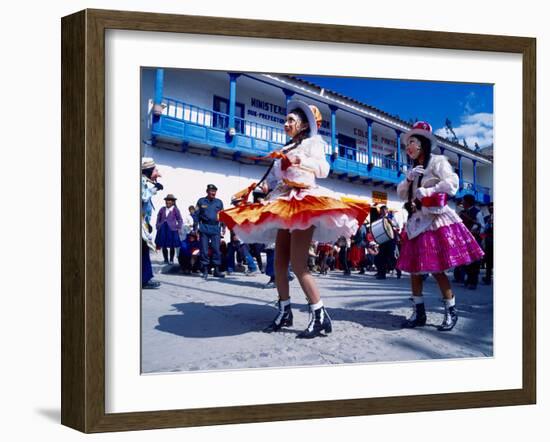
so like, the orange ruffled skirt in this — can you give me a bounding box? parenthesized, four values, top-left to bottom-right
(219, 186, 370, 244)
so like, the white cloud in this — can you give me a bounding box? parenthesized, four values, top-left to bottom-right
(463, 92, 477, 114)
(435, 112, 493, 150)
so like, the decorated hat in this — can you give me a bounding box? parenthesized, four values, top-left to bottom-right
(309, 105, 323, 128)
(403, 121, 437, 149)
(206, 184, 218, 191)
(287, 100, 318, 136)
(141, 157, 156, 170)
(164, 194, 177, 201)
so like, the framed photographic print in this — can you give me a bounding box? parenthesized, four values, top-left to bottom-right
(61, 9, 536, 433)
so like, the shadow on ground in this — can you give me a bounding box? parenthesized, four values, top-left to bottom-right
(155, 301, 407, 338)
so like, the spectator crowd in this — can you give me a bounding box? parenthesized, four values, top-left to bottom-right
(141, 155, 494, 291)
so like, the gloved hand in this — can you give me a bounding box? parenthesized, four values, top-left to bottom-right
(154, 182, 164, 191)
(415, 187, 434, 200)
(406, 165, 424, 181)
(280, 153, 292, 171)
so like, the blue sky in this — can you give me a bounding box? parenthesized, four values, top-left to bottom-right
(297, 75, 494, 150)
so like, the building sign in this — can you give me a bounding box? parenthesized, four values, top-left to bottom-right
(353, 127, 398, 153)
(250, 98, 286, 116)
(246, 97, 285, 124)
(372, 191, 388, 205)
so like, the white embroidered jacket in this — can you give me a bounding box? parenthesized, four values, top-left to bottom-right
(397, 154, 459, 206)
(396, 154, 460, 238)
(267, 135, 330, 189)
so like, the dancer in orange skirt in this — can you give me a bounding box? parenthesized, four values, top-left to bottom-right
(219, 101, 370, 338)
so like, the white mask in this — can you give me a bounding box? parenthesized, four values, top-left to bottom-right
(406, 137, 422, 159)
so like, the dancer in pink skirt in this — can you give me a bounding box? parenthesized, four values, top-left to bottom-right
(396, 121, 484, 331)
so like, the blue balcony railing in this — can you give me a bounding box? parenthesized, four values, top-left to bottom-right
(234, 116, 286, 144)
(337, 144, 401, 170)
(162, 98, 215, 126)
(332, 144, 402, 183)
(150, 97, 491, 203)
(462, 180, 475, 191)
(456, 180, 492, 203)
(462, 180, 489, 194)
(152, 97, 285, 155)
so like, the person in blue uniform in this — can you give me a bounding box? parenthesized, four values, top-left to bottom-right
(196, 184, 226, 279)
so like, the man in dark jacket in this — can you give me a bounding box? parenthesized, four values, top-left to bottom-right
(456, 194, 485, 289)
(196, 184, 226, 279)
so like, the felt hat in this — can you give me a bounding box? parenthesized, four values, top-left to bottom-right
(287, 100, 318, 136)
(309, 105, 323, 128)
(141, 157, 156, 170)
(403, 121, 437, 149)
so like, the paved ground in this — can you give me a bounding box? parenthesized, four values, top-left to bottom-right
(142, 255, 493, 374)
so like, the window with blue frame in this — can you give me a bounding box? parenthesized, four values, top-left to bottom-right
(384, 153, 396, 170)
(213, 96, 245, 132)
(338, 133, 357, 161)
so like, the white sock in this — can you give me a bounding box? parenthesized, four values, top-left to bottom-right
(310, 300, 324, 310)
(279, 298, 291, 308)
(444, 297, 456, 308)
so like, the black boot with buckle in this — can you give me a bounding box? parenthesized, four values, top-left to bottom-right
(213, 266, 225, 278)
(263, 299, 293, 333)
(438, 302, 458, 332)
(402, 297, 427, 328)
(296, 304, 332, 339)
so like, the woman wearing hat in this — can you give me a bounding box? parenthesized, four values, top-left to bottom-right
(219, 101, 370, 338)
(155, 194, 183, 264)
(396, 121, 484, 331)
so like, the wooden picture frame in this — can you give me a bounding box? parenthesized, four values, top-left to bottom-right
(61, 8, 536, 433)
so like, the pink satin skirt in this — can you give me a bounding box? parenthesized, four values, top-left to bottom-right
(397, 221, 484, 274)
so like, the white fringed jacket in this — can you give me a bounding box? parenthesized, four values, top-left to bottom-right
(266, 135, 331, 198)
(396, 154, 461, 238)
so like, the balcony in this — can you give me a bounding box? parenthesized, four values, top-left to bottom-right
(331, 144, 402, 187)
(457, 180, 492, 204)
(151, 97, 284, 157)
(150, 97, 491, 203)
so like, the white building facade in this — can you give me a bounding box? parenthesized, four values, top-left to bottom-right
(141, 68, 493, 232)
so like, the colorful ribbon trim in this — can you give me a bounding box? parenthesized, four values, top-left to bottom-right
(252, 150, 292, 170)
(231, 182, 258, 206)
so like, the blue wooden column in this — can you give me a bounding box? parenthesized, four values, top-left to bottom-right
(154, 68, 164, 105)
(472, 159, 478, 192)
(395, 129, 402, 173)
(228, 73, 241, 134)
(152, 68, 165, 135)
(366, 118, 373, 169)
(457, 154, 463, 188)
(330, 105, 338, 155)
